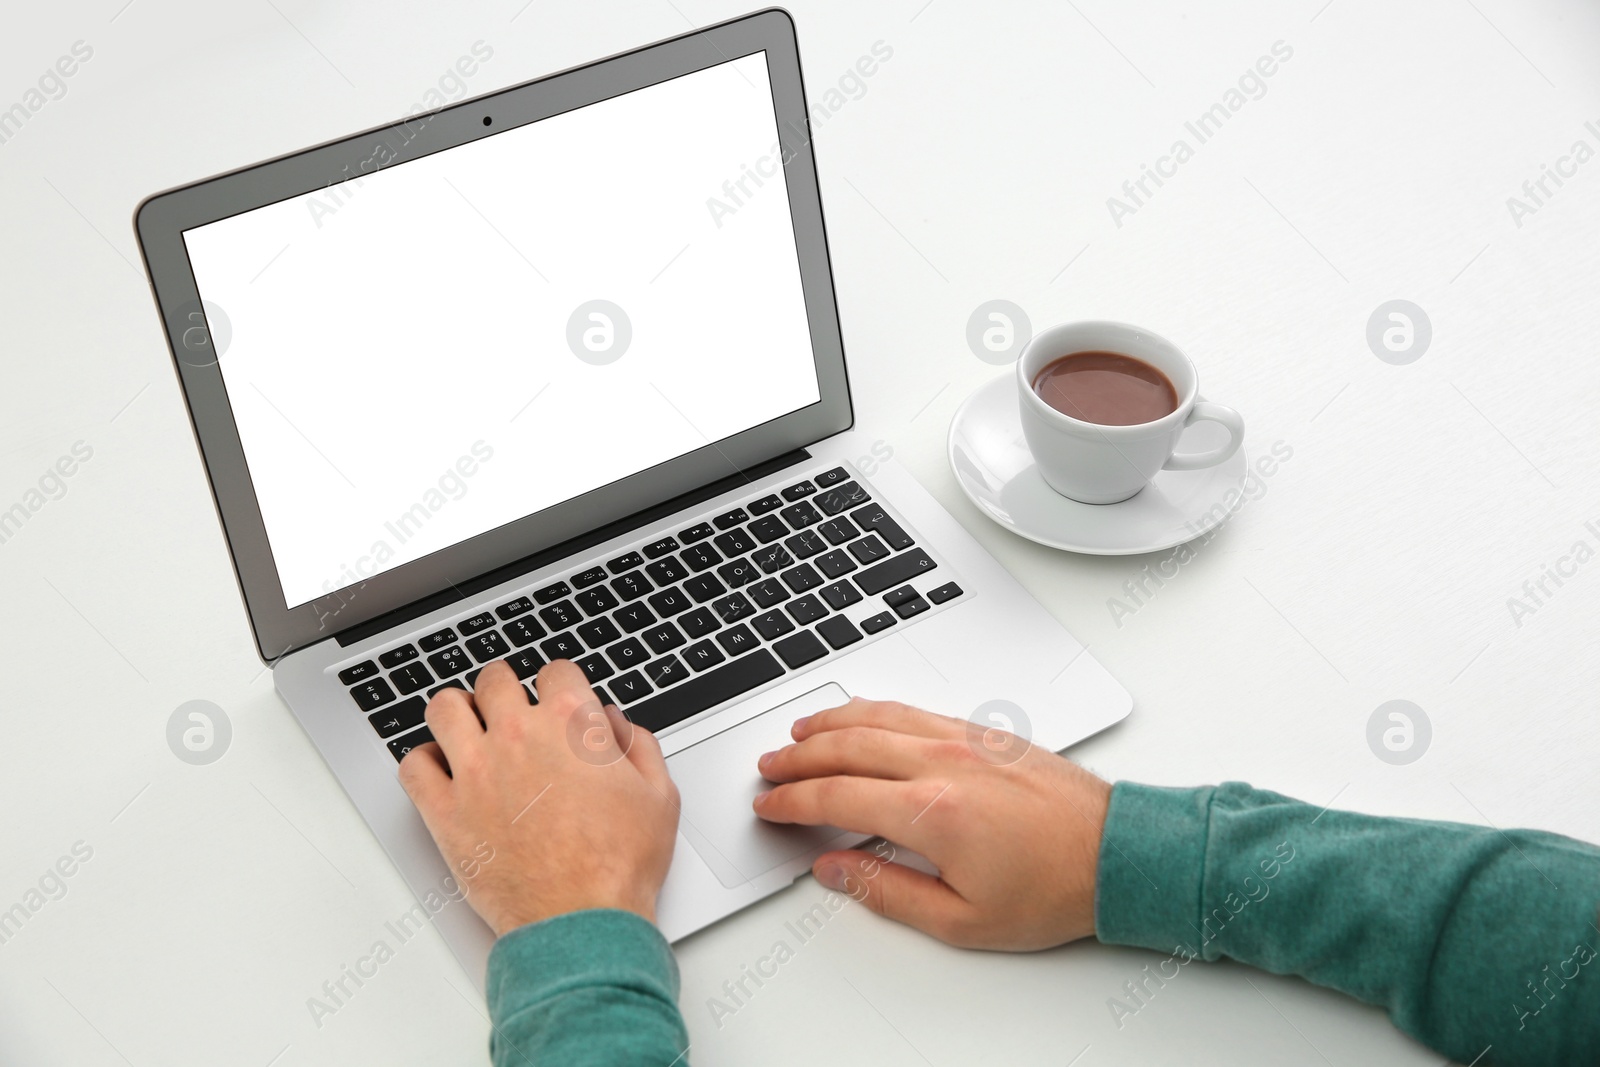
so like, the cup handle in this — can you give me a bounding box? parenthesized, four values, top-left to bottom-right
(1163, 402, 1245, 471)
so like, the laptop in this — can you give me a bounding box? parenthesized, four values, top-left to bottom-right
(134, 8, 1131, 989)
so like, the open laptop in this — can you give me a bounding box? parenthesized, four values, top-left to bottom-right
(134, 9, 1130, 988)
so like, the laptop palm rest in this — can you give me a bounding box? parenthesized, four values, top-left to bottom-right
(665, 683, 865, 890)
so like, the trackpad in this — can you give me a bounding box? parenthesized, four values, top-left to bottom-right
(666, 683, 861, 889)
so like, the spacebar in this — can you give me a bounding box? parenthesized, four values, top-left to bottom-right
(625, 649, 785, 733)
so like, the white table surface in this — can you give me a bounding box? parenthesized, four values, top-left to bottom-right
(4, 1, 1598, 1063)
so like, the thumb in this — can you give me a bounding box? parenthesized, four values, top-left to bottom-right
(813, 849, 973, 945)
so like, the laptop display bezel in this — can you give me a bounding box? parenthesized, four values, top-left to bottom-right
(133, 9, 852, 662)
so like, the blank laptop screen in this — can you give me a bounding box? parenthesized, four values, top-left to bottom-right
(181, 51, 820, 610)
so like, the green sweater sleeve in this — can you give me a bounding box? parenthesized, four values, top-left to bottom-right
(485, 908, 689, 1067)
(1095, 781, 1600, 1066)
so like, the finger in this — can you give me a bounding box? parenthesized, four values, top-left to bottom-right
(754, 776, 935, 840)
(813, 849, 975, 945)
(424, 686, 484, 762)
(397, 742, 451, 814)
(533, 659, 598, 717)
(473, 660, 529, 729)
(794, 698, 966, 743)
(759, 727, 945, 784)
(612, 707, 674, 797)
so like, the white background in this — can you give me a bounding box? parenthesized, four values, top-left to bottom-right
(1, 1, 1598, 1065)
(182, 51, 818, 607)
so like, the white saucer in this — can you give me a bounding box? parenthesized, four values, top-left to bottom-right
(947, 375, 1249, 556)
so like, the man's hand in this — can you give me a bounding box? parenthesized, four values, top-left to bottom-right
(398, 659, 680, 938)
(754, 697, 1111, 951)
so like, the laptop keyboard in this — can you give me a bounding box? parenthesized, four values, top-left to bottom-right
(340, 466, 966, 762)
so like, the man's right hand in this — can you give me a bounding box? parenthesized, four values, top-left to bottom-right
(753, 697, 1112, 951)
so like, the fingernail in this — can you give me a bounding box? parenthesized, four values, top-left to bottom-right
(758, 750, 776, 769)
(792, 715, 810, 733)
(814, 862, 845, 891)
(752, 790, 770, 808)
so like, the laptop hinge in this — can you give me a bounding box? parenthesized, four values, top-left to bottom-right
(333, 449, 813, 647)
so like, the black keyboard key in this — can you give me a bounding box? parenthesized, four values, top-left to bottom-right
(747, 579, 790, 608)
(712, 593, 756, 623)
(643, 537, 680, 559)
(713, 508, 749, 530)
(458, 612, 496, 636)
(614, 603, 657, 633)
(525, 683, 539, 704)
(773, 629, 828, 669)
(716, 623, 760, 656)
(388, 726, 433, 762)
(391, 662, 434, 694)
(681, 542, 723, 571)
(817, 615, 863, 650)
(785, 530, 827, 559)
(749, 494, 784, 515)
(607, 551, 644, 574)
(780, 501, 822, 529)
(535, 581, 571, 604)
(593, 685, 614, 707)
(928, 582, 964, 604)
(505, 617, 546, 647)
(465, 667, 484, 688)
(576, 587, 620, 616)
(647, 587, 692, 617)
(713, 528, 757, 557)
(851, 503, 914, 551)
(895, 596, 930, 619)
(679, 607, 721, 639)
(572, 567, 608, 589)
(610, 671, 653, 704)
(861, 611, 896, 634)
(607, 638, 650, 670)
(507, 649, 545, 679)
(419, 628, 456, 653)
(815, 550, 857, 579)
(786, 594, 828, 625)
(752, 610, 795, 641)
(625, 649, 785, 733)
(717, 558, 759, 588)
(645, 556, 689, 586)
(369, 696, 427, 739)
(752, 544, 795, 574)
(748, 516, 789, 544)
(378, 644, 418, 669)
(848, 535, 890, 564)
(679, 521, 715, 543)
(644, 654, 690, 689)
(884, 585, 920, 609)
(855, 549, 937, 595)
(820, 580, 863, 611)
(426, 646, 472, 678)
(577, 617, 622, 648)
(818, 517, 860, 546)
(465, 631, 510, 663)
(540, 600, 581, 631)
(495, 596, 535, 620)
(350, 677, 396, 711)
(338, 660, 378, 686)
(684, 574, 727, 603)
(611, 571, 653, 601)
(682, 639, 726, 672)
(781, 563, 823, 593)
(575, 652, 614, 683)
(817, 481, 871, 516)
(782, 480, 817, 501)
(642, 622, 686, 656)
(540, 632, 583, 660)
(814, 466, 851, 488)
(428, 679, 466, 697)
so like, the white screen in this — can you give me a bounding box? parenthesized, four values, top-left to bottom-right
(182, 53, 820, 609)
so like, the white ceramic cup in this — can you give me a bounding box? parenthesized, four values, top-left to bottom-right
(1016, 321, 1244, 505)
